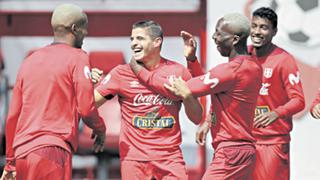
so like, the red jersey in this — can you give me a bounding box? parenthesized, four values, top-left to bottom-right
(5, 43, 106, 171)
(186, 55, 261, 149)
(249, 45, 305, 144)
(139, 56, 261, 149)
(96, 58, 192, 161)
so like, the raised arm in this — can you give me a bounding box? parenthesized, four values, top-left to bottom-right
(180, 30, 205, 77)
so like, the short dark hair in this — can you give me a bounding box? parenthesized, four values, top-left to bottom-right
(253, 7, 277, 29)
(132, 20, 163, 40)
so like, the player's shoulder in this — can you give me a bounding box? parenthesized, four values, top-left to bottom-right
(162, 57, 186, 70)
(271, 47, 298, 69)
(273, 46, 295, 61)
(108, 64, 132, 75)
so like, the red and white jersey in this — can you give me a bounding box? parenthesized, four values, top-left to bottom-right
(5, 43, 106, 171)
(96, 58, 191, 161)
(187, 55, 262, 149)
(249, 45, 305, 144)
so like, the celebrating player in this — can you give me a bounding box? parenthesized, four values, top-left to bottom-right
(130, 13, 261, 179)
(249, 7, 305, 180)
(93, 20, 202, 180)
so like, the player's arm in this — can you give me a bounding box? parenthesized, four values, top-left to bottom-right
(130, 58, 182, 101)
(183, 96, 203, 125)
(185, 64, 235, 97)
(164, 77, 203, 124)
(180, 30, 205, 77)
(310, 90, 320, 119)
(73, 54, 106, 152)
(274, 56, 305, 119)
(3, 74, 23, 176)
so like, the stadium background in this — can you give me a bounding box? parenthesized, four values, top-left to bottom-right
(0, 0, 319, 179)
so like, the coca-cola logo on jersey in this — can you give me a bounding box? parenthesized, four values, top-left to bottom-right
(133, 93, 175, 106)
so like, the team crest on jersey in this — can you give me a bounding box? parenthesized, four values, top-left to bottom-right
(255, 106, 270, 117)
(167, 75, 177, 84)
(288, 72, 300, 86)
(83, 66, 91, 79)
(263, 68, 273, 79)
(132, 113, 175, 129)
(101, 74, 111, 85)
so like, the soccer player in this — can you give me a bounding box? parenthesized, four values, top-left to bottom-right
(249, 7, 305, 180)
(130, 13, 261, 179)
(93, 20, 202, 180)
(310, 91, 320, 119)
(1, 4, 106, 180)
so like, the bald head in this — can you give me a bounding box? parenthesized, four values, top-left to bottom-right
(221, 13, 250, 39)
(51, 3, 87, 31)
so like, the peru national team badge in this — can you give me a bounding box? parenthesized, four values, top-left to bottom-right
(263, 68, 273, 78)
(83, 66, 91, 79)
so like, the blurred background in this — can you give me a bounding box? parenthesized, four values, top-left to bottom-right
(0, 0, 319, 179)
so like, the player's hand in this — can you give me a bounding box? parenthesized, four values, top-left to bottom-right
(196, 120, 210, 146)
(254, 111, 279, 128)
(311, 103, 320, 119)
(91, 132, 106, 153)
(91, 68, 103, 84)
(129, 57, 144, 75)
(0, 169, 16, 180)
(180, 31, 197, 62)
(164, 77, 191, 99)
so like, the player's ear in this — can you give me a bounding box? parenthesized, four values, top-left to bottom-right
(272, 27, 278, 37)
(71, 24, 79, 35)
(154, 37, 162, 48)
(232, 35, 240, 45)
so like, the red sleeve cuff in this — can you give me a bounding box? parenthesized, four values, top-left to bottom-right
(4, 159, 16, 172)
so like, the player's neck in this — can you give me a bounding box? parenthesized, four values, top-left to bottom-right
(143, 55, 161, 70)
(229, 45, 248, 60)
(53, 34, 74, 47)
(254, 43, 275, 58)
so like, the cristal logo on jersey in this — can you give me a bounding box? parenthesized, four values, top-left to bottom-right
(83, 66, 91, 79)
(255, 106, 270, 117)
(263, 68, 273, 78)
(101, 74, 111, 85)
(201, 72, 219, 88)
(132, 114, 175, 129)
(133, 93, 174, 106)
(288, 72, 300, 85)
